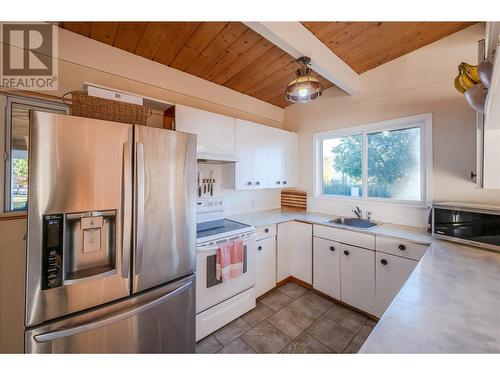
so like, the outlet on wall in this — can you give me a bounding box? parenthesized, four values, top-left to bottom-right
(251, 200, 256, 208)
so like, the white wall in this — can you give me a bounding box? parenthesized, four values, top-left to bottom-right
(284, 23, 496, 228)
(197, 163, 281, 215)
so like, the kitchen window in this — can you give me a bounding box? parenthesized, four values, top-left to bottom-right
(315, 114, 432, 205)
(1, 95, 67, 212)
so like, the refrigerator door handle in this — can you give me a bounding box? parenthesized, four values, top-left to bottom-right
(135, 142, 145, 275)
(121, 142, 132, 278)
(33, 279, 193, 343)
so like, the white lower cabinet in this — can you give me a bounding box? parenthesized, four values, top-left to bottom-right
(255, 236, 276, 298)
(273, 222, 426, 318)
(375, 252, 418, 317)
(277, 221, 312, 284)
(340, 244, 375, 314)
(313, 237, 340, 299)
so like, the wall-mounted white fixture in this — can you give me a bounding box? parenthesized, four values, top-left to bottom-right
(83, 82, 173, 111)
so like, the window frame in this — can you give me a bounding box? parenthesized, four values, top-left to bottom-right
(2, 95, 68, 212)
(313, 113, 433, 207)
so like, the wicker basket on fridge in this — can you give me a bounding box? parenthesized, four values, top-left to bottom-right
(62, 90, 151, 125)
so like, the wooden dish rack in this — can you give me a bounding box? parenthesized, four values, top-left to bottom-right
(281, 189, 307, 211)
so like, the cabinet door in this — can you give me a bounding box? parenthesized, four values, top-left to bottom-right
(175, 105, 236, 156)
(284, 131, 298, 187)
(313, 237, 340, 299)
(255, 236, 277, 298)
(375, 252, 417, 317)
(340, 244, 375, 314)
(252, 128, 269, 189)
(290, 222, 313, 284)
(276, 222, 293, 282)
(234, 119, 255, 190)
(267, 127, 285, 189)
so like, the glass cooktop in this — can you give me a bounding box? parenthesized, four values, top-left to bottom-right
(196, 219, 251, 239)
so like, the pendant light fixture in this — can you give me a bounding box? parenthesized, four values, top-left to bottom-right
(285, 56, 323, 103)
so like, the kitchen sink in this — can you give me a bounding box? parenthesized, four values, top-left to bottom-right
(324, 217, 379, 229)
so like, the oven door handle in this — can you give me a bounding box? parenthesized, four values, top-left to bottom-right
(197, 245, 220, 253)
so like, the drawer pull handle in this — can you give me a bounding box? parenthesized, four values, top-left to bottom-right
(329, 246, 335, 252)
(344, 250, 349, 256)
(381, 259, 388, 265)
(264, 228, 269, 233)
(398, 244, 406, 251)
(257, 246, 262, 251)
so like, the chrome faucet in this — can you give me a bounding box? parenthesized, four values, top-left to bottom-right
(366, 211, 372, 221)
(353, 206, 362, 219)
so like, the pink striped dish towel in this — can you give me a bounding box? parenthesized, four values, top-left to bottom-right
(216, 239, 244, 281)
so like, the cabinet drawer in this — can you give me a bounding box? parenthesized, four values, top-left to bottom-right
(313, 225, 375, 250)
(255, 224, 277, 240)
(375, 237, 428, 261)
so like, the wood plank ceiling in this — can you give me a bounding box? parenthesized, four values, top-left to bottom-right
(301, 22, 475, 74)
(61, 22, 475, 108)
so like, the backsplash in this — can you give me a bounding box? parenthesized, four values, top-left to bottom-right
(197, 163, 281, 215)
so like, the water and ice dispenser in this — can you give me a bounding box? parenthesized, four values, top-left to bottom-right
(42, 210, 117, 289)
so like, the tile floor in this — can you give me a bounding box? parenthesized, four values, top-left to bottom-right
(196, 282, 377, 354)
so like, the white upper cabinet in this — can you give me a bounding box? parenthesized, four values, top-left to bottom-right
(284, 131, 298, 187)
(175, 104, 237, 160)
(267, 127, 286, 188)
(267, 127, 298, 188)
(234, 119, 256, 189)
(252, 126, 270, 189)
(176, 104, 297, 188)
(234, 119, 298, 190)
(235, 119, 269, 189)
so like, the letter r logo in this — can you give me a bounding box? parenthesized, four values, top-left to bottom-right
(2, 23, 53, 76)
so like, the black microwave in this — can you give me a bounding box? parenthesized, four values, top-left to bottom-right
(432, 204, 500, 251)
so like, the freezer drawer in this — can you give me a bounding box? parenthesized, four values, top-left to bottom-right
(25, 275, 195, 353)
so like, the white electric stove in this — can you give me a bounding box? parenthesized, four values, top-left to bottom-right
(195, 197, 256, 342)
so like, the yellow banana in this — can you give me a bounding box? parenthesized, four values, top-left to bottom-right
(460, 62, 481, 83)
(458, 65, 477, 91)
(454, 75, 466, 93)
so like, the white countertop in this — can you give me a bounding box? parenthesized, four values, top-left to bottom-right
(229, 208, 500, 353)
(229, 208, 432, 245)
(360, 239, 500, 353)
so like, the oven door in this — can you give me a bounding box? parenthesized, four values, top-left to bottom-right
(196, 237, 256, 314)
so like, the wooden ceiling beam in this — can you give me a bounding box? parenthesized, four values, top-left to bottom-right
(244, 21, 360, 95)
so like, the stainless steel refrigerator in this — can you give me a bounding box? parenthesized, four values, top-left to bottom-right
(24, 111, 197, 353)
